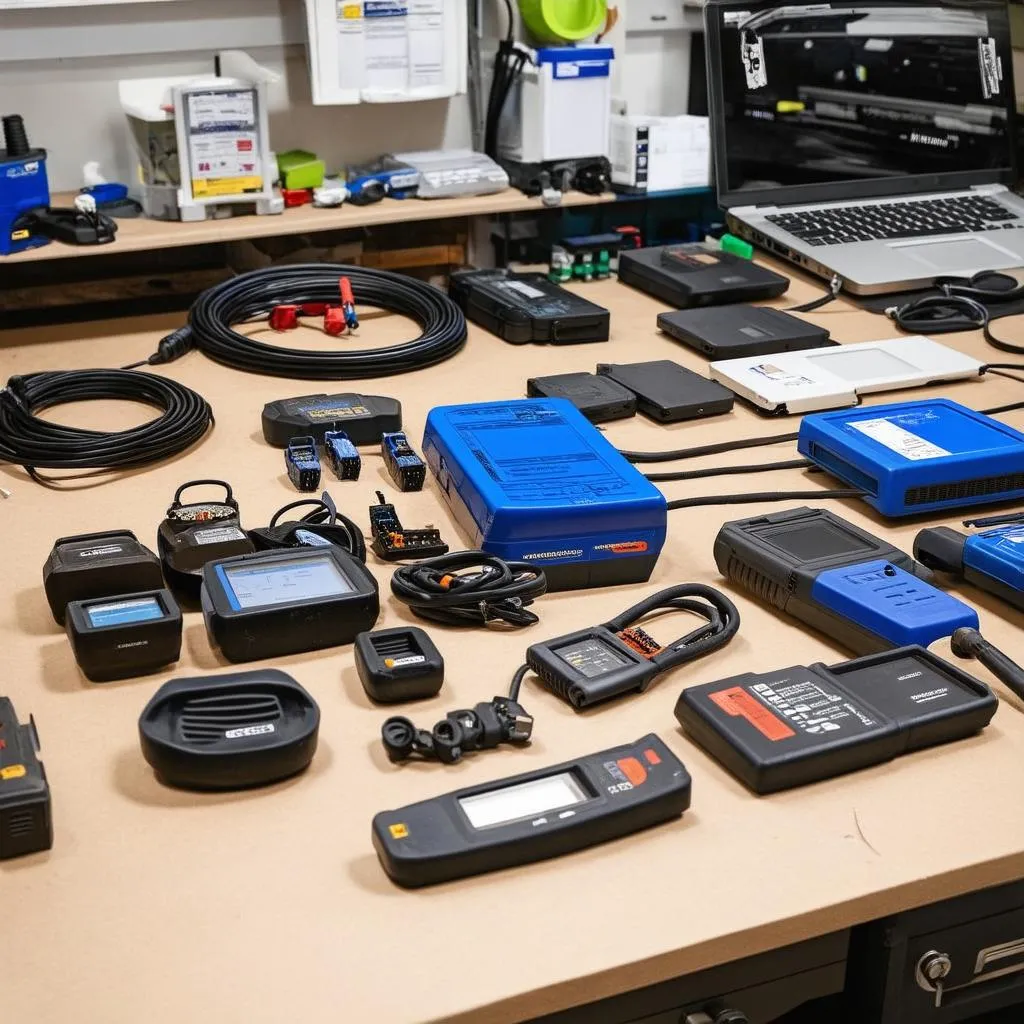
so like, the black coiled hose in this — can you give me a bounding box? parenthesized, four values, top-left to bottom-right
(178, 263, 467, 379)
(0, 369, 213, 477)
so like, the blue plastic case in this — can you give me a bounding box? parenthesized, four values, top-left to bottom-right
(798, 399, 1024, 517)
(422, 399, 667, 590)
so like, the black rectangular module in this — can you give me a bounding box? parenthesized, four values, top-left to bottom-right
(657, 305, 834, 359)
(261, 393, 401, 447)
(597, 360, 734, 423)
(526, 372, 637, 423)
(618, 245, 789, 308)
(675, 647, 997, 794)
(449, 269, 610, 345)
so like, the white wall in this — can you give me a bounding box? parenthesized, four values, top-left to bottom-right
(0, 0, 472, 191)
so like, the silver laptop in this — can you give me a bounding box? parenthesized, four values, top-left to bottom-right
(705, 0, 1024, 294)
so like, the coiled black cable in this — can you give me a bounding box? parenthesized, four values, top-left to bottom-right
(390, 550, 547, 628)
(0, 369, 213, 479)
(161, 264, 467, 380)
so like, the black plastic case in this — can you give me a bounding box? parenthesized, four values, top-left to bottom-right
(676, 647, 996, 793)
(597, 360, 734, 422)
(657, 305, 834, 359)
(526, 372, 637, 423)
(261, 393, 402, 447)
(618, 245, 789, 308)
(449, 269, 610, 345)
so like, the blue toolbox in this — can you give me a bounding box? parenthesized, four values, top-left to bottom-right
(0, 114, 49, 256)
(422, 399, 667, 590)
(798, 399, 1024, 518)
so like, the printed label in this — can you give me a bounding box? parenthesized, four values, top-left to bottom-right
(979, 37, 1002, 99)
(77, 545, 124, 559)
(849, 418, 951, 461)
(750, 677, 877, 735)
(502, 280, 546, 300)
(193, 526, 246, 544)
(741, 34, 768, 90)
(384, 655, 426, 668)
(225, 723, 275, 740)
(749, 363, 814, 388)
(709, 686, 795, 741)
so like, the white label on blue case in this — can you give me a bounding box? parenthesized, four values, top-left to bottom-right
(850, 418, 951, 461)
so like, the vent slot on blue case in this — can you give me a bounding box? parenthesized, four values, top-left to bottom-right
(905, 473, 1024, 508)
(808, 443, 879, 496)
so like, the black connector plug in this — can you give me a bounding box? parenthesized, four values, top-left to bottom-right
(951, 627, 1024, 705)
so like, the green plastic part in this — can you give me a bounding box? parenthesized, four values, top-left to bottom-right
(277, 150, 326, 191)
(518, 0, 607, 43)
(720, 234, 754, 260)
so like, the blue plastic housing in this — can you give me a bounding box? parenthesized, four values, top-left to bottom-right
(966, 525, 1024, 594)
(422, 399, 666, 591)
(798, 399, 1024, 517)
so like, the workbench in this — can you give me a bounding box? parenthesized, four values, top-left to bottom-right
(3, 268, 1024, 1024)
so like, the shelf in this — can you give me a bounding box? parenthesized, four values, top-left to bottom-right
(4, 189, 619, 265)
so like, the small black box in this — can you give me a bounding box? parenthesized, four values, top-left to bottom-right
(658, 305, 834, 359)
(355, 627, 444, 703)
(449, 269, 610, 345)
(597, 360, 734, 423)
(619, 245, 789, 308)
(526, 372, 637, 423)
(675, 647, 997, 793)
(0, 697, 52, 860)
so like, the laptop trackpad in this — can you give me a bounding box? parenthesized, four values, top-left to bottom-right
(890, 236, 1017, 272)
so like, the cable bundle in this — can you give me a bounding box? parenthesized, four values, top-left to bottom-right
(0, 369, 212, 478)
(155, 264, 467, 380)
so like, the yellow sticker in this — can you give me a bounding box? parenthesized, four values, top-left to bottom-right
(389, 823, 409, 839)
(1, 764, 27, 781)
(341, 3, 361, 18)
(11, 229, 29, 241)
(191, 175, 264, 198)
(776, 100, 806, 114)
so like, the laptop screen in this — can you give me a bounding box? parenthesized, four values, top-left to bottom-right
(709, 1, 1016, 204)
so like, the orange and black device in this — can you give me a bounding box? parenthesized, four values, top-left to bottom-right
(524, 584, 741, 709)
(372, 733, 690, 888)
(0, 697, 52, 860)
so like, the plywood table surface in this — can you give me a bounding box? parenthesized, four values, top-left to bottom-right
(3, 270, 1024, 1024)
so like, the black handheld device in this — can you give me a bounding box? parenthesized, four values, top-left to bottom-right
(65, 589, 182, 682)
(676, 646, 997, 794)
(618, 244, 789, 308)
(715, 507, 979, 654)
(372, 733, 691, 887)
(0, 697, 52, 860)
(201, 546, 379, 662)
(597, 360, 734, 423)
(43, 529, 164, 625)
(657, 305, 833, 359)
(525, 584, 740, 709)
(261, 392, 401, 447)
(138, 669, 320, 790)
(449, 269, 611, 345)
(157, 480, 255, 598)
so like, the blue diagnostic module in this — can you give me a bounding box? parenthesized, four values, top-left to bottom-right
(422, 399, 667, 591)
(798, 399, 1024, 518)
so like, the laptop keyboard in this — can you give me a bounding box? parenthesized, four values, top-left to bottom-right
(766, 195, 1019, 246)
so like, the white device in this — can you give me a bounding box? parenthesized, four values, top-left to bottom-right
(609, 115, 710, 194)
(390, 149, 509, 198)
(303, 0, 467, 105)
(709, 336, 984, 415)
(499, 45, 614, 164)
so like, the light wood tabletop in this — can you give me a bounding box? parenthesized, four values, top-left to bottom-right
(2, 266, 1024, 1024)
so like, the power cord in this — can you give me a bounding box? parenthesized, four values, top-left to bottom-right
(390, 551, 547, 628)
(787, 273, 843, 314)
(0, 369, 213, 482)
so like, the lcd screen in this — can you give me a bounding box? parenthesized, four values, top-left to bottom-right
(86, 596, 164, 628)
(222, 555, 352, 609)
(459, 771, 590, 829)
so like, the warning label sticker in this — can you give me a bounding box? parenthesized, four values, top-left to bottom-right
(849, 418, 951, 461)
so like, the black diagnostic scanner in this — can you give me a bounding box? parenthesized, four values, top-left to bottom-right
(714, 507, 979, 655)
(372, 733, 690, 887)
(201, 546, 379, 663)
(65, 588, 182, 682)
(43, 529, 163, 625)
(0, 697, 52, 860)
(157, 480, 255, 598)
(676, 646, 997, 793)
(525, 584, 740, 708)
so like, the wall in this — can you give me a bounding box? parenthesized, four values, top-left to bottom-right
(0, 0, 472, 191)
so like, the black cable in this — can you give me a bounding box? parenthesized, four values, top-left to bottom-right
(787, 273, 843, 313)
(622, 431, 799, 465)
(0, 369, 213, 479)
(646, 458, 811, 484)
(138, 265, 467, 380)
(390, 551, 547, 628)
(507, 663, 530, 702)
(666, 488, 866, 511)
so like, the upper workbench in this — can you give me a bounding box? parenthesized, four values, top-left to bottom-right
(3, 270, 1024, 1024)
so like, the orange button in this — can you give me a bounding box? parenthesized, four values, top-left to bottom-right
(643, 747, 661, 766)
(617, 756, 647, 787)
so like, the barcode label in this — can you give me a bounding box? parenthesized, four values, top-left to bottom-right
(979, 37, 1002, 99)
(850, 418, 951, 461)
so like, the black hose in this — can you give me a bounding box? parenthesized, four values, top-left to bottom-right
(165, 264, 467, 380)
(0, 369, 212, 477)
